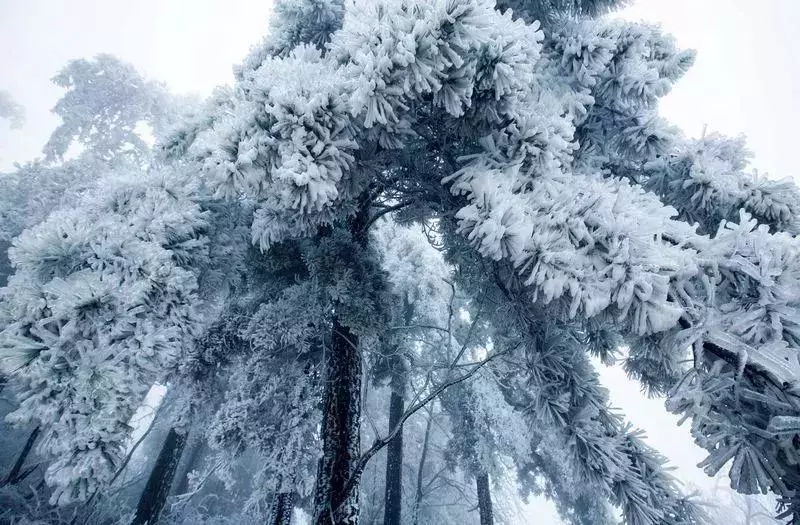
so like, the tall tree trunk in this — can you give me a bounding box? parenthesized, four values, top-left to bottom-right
(312, 318, 362, 525)
(132, 427, 187, 525)
(383, 296, 413, 525)
(172, 433, 204, 496)
(312, 192, 374, 525)
(411, 410, 434, 525)
(3, 425, 40, 485)
(0, 239, 12, 287)
(476, 472, 493, 525)
(382, 386, 405, 525)
(269, 492, 295, 525)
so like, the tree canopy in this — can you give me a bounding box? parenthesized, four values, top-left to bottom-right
(0, 1, 798, 524)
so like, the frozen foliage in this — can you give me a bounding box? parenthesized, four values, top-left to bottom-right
(0, 170, 208, 505)
(496, 0, 628, 25)
(2, 0, 800, 522)
(372, 220, 451, 321)
(442, 376, 531, 481)
(567, 21, 695, 168)
(0, 90, 25, 129)
(645, 133, 800, 235)
(157, 86, 235, 163)
(0, 159, 99, 245)
(375, 220, 698, 524)
(209, 351, 321, 504)
(481, 293, 704, 525)
(0, 59, 207, 508)
(666, 215, 800, 517)
(235, 0, 344, 74)
(0, 55, 172, 253)
(194, 45, 358, 249)
(191, 0, 797, 520)
(208, 282, 325, 506)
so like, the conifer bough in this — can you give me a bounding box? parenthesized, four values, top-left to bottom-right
(1, 0, 799, 523)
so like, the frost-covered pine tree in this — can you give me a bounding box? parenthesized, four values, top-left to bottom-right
(0, 57, 199, 518)
(185, 0, 800, 521)
(0, 54, 181, 286)
(2, 0, 799, 523)
(0, 170, 209, 505)
(42, 54, 179, 165)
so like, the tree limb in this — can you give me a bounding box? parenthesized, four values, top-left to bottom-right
(344, 347, 510, 498)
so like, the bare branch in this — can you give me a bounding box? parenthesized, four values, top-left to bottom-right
(364, 200, 414, 232)
(389, 324, 450, 334)
(344, 347, 510, 497)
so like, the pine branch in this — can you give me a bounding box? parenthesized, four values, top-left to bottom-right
(363, 200, 415, 232)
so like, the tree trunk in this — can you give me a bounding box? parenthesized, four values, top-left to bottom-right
(3, 425, 40, 485)
(172, 433, 204, 496)
(382, 387, 405, 525)
(269, 492, 295, 525)
(132, 427, 187, 525)
(0, 239, 12, 287)
(382, 296, 413, 525)
(476, 472, 493, 525)
(411, 410, 434, 525)
(312, 318, 362, 525)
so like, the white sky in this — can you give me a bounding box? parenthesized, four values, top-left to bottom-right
(0, 0, 274, 169)
(0, 1, 797, 523)
(617, 0, 800, 184)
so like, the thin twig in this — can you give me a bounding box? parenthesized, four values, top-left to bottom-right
(389, 324, 450, 334)
(79, 414, 159, 517)
(343, 347, 510, 499)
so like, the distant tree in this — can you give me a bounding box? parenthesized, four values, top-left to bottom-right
(0, 90, 25, 129)
(42, 54, 178, 164)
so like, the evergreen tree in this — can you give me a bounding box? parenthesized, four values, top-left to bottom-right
(1, 1, 799, 523)
(0, 56, 198, 515)
(0, 169, 209, 505)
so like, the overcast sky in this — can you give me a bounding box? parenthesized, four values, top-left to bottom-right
(0, 1, 797, 523)
(1, 0, 798, 180)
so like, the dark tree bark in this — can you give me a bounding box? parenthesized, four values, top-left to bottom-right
(269, 492, 295, 525)
(132, 427, 187, 525)
(3, 425, 40, 485)
(0, 239, 12, 287)
(476, 472, 494, 525)
(382, 386, 405, 525)
(312, 193, 376, 525)
(172, 433, 204, 497)
(312, 318, 362, 525)
(411, 411, 434, 525)
(383, 297, 413, 525)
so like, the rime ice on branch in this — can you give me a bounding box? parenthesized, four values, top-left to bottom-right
(1, 0, 799, 523)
